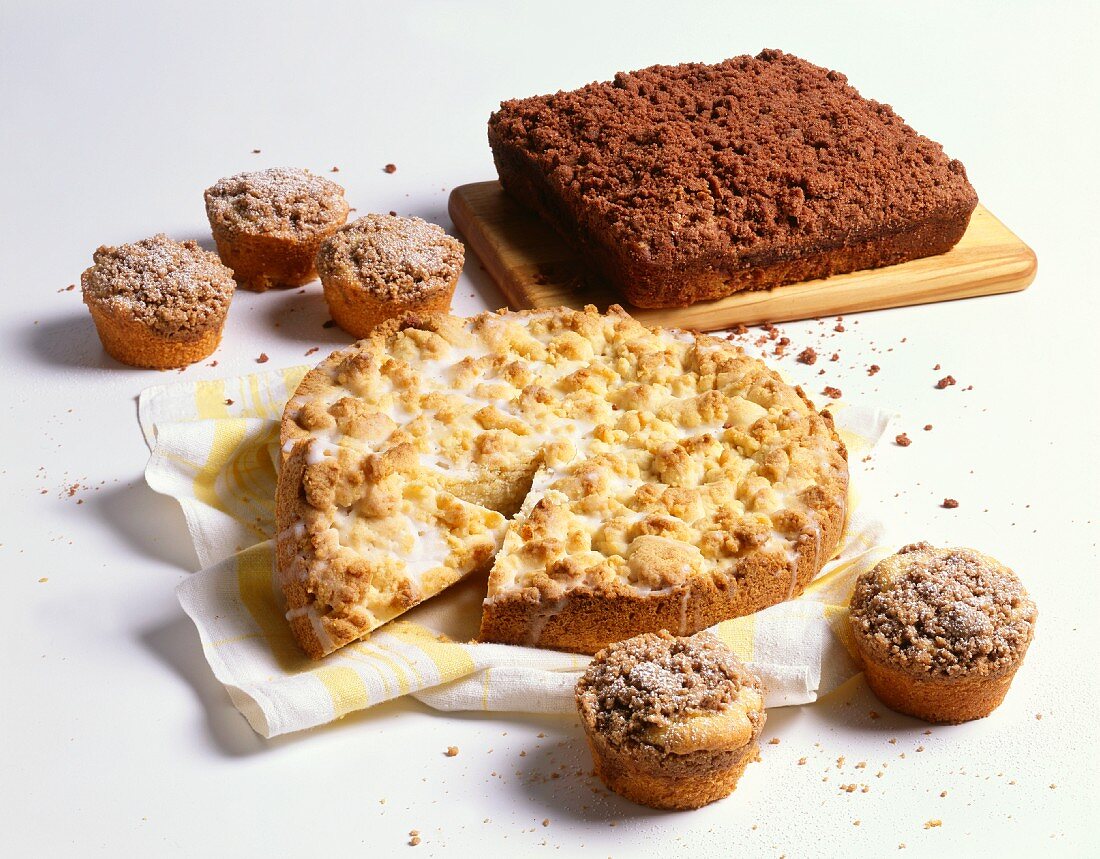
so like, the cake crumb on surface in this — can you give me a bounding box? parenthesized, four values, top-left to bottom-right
(445, 746, 459, 757)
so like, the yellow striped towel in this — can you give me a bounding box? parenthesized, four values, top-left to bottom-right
(139, 366, 894, 738)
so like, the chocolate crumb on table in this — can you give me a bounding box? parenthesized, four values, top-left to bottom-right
(924, 424, 933, 431)
(868, 364, 880, 375)
(942, 498, 959, 508)
(935, 375, 957, 389)
(895, 433, 912, 447)
(256, 353, 269, 364)
(384, 163, 397, 174)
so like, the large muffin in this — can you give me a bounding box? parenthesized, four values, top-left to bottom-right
(316, 214, 463, 337)
(848, 542, 1037, 723)
(204, 167, 349, 291)
(276, 306, 848, 659)
(489, 49, 977, 308)
(81, 233, 234, 369)
(575, 631, 767, 810)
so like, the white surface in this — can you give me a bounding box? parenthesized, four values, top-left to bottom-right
(2, 1, 1097, 855)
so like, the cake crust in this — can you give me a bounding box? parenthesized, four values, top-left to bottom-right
(489, 49, 978, 308)
(277, 306, 848, 659)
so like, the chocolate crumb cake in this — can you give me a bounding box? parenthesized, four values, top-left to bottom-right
(848, 543, 1037, 723)
(489, 49, 978, 308)
(575, 631, 766, 809)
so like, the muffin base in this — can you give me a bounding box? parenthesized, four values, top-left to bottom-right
(210, 229, 331, 292)
(321, 276, 458, 339)
(584, 730, 760, 810)
(858, 649, 1019, 724)
(87, 303, 222, 369)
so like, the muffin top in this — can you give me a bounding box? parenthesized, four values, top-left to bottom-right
(81, 234, 234, 339)
(849, 543, 1037, 678)
(575, 631, 765, 753)
(315, 214, 464, 300)
(204, 168, 349, 239)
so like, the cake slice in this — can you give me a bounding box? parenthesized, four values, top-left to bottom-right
(488, 49, 978, 308)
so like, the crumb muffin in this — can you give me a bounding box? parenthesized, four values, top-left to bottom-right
(204, 167, 350, 291)
(81, 234, 235, 369)
(574, 631, 766, 810)
(315, 214, 463, 337)
(848, 543, 1037, 723)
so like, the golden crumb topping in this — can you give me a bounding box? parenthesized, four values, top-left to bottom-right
(315, 215, 464, 299)
(81, 234, 234, 338)
(204, 167, 349, 238)
(576, 631, 764, 748)
(849, 543, 1037, 677)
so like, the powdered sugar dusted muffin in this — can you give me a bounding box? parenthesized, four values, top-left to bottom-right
(204, 167, 349, 291)
(81, 234, 234, 368)
(848, 542, 1037, 723)
(575, 631, 766, 809)
(315, 214, 463, 337)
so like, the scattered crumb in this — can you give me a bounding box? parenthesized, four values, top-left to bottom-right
(924, 820, 942, 829)
(797, 757, 807, 765)
(251, 149, 261, 154)
(542, 819, 550, 828)
(330, 166, 340, 173)
(256, 353, 269, 364)
(384, 163, 397, 174)
(38, 577, 48, 583)
(895, 433, 911, 447)
(224, 398, 234, 406)
(823, 386, 842, 399)
(940, 791, 947, 798)
(923, 424, 933, 431)
(305, 347, 319, 356)
(768, 738, 781, 745)
(797, 347, 817, 365)
(935, 375, 956, 389)
(445, 746, 459, 757)
(942, 498, 959, 509)
(834, 323, 845, 332)
(409, 836, 421, 847)
(867, 364, 880, 376)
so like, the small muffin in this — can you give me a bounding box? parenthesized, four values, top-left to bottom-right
(575, 631, 766, 810)
(204, 168, 349, 291)
(81, 234, 235, 369)
(848, 542, 1037, 723)
(315, 214, 463, 337)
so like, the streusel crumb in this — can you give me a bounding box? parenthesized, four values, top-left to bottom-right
(849, 544, 1036, 677)
(204, 168, 348, 238)
(81, 234, 233, 338)
(575, 631, 762, 746)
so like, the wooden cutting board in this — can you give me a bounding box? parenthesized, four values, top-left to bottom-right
(448, 181, 1036, 331)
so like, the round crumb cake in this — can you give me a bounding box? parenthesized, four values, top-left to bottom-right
(316, 214, 464, 337)
(81, 233, 234, 369)
(204, 167, 349, 291)
(575, 631, 766, 809)
(276, 305, 848, 659)
(848, 542, 1037, 723)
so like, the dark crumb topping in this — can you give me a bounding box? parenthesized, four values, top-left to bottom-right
(204, 167, 349, 238)
(575, 631, 762, 746)
(850, 543, 1037, 677)
(490, 49, 976, 263)
(81, 234, 234, 338)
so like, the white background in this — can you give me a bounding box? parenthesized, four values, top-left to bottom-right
(2, 1, 1098, 855)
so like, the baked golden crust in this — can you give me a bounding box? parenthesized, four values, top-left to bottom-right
(277, 305, 848, 658)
